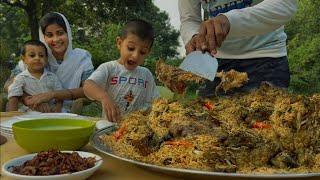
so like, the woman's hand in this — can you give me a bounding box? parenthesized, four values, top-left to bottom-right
(186, 14, 230, 56)
(23, 92, 55, 107)
(101, 95, 121, 122)
(30, 103, 52, 113)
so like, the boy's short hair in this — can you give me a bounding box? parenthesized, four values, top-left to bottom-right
(39, 12, 67, 34)
(120, 19, 155, 47)
(21, 40, 48, 57)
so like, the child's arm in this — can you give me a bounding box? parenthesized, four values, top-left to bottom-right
(7, 96, 20, 111)
(83, 80, 120, 122)
(7, 75, 24, 111)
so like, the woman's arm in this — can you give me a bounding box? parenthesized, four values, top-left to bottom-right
(7, 97, 19, 111)
(23, 88, 85, 107)
(53, 100, 63, 112)
(4, 74, 15, 93)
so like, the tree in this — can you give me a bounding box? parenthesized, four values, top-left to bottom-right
(286, 0, 320, 94)
(2, 0, 43, 40)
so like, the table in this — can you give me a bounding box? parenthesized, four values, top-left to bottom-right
(0, 112, 179, 180)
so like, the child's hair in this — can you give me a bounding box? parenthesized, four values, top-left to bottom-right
(120, 19, 155, 47)
(21, 40, 48, 57)
(39, 12, 67, 34)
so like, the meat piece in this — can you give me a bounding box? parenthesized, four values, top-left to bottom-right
(131, 132, 162, 156)
(215, 69, 249, 94)
(11, 150, 96, 176)
(155, 59, 204, 94)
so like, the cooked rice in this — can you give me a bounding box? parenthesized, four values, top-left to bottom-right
(99, 84, 320, 174)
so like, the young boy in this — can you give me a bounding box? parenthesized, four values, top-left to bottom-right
(7, 40, 63, 112)
(83, 19, 159, 122)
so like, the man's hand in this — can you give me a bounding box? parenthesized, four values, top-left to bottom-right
(185, 34, 198, 55)
(186, 14, 230, 56)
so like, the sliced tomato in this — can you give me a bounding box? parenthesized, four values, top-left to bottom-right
(164, 140, 193, 147)
(252, 121, 271, 129)
(203, 101, 214, 110)
(113, 125, 127, 141)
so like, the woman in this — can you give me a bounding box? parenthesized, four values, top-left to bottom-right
(7, 12, 94, 112)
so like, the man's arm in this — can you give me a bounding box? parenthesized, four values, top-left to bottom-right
(224, 0, 298, 38)
(179, 0, 202, 45)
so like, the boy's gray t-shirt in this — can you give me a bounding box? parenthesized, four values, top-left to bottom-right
(88, 60, 159, 116)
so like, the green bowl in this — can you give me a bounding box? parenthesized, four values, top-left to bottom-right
(12, 119, 95, 152)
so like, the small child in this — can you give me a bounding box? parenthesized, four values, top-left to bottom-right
(83, 19, 159, 122)
(7, 40, 63, 112)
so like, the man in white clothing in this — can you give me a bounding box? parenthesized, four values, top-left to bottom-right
(179, 0, 297, 96)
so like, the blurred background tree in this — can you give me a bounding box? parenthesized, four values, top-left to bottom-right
(285, 0, 320, 94)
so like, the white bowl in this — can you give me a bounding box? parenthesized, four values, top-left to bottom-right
(2, 151, 103, 180)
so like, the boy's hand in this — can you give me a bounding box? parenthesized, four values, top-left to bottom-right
(101, 96, 121, 122)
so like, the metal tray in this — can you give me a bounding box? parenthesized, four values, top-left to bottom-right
(90, 126, 320, 179)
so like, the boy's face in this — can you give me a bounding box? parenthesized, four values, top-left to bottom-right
(117, 34, 151, 71)
(22, 45, 47, 72)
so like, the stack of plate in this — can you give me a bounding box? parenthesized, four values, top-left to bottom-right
(0, 112, 88, 137)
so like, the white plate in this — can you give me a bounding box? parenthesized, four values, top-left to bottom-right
(2, 151, 103, 180)
(17, 113, 79, 120)
(0, 131, 13, 137)
(0, 128, 12, 134)
(92, 126, 320, 179)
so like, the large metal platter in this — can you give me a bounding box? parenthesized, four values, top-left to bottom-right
(90, 126, 320, 179)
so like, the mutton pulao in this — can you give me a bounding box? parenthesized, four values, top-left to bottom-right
(100, 60, 320, 174)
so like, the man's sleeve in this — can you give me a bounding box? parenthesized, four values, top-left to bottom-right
(224, 0, 298, 38)
(179, 0, 202, 45)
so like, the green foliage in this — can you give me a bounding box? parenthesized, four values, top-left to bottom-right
(0, 4, 29, 57)
(288, 36, 320, 94)
(286, 0, 320, 94)
(81, 102, 102, 117)
(286, 0, 320, 42)
(74, 23, 121, 67)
